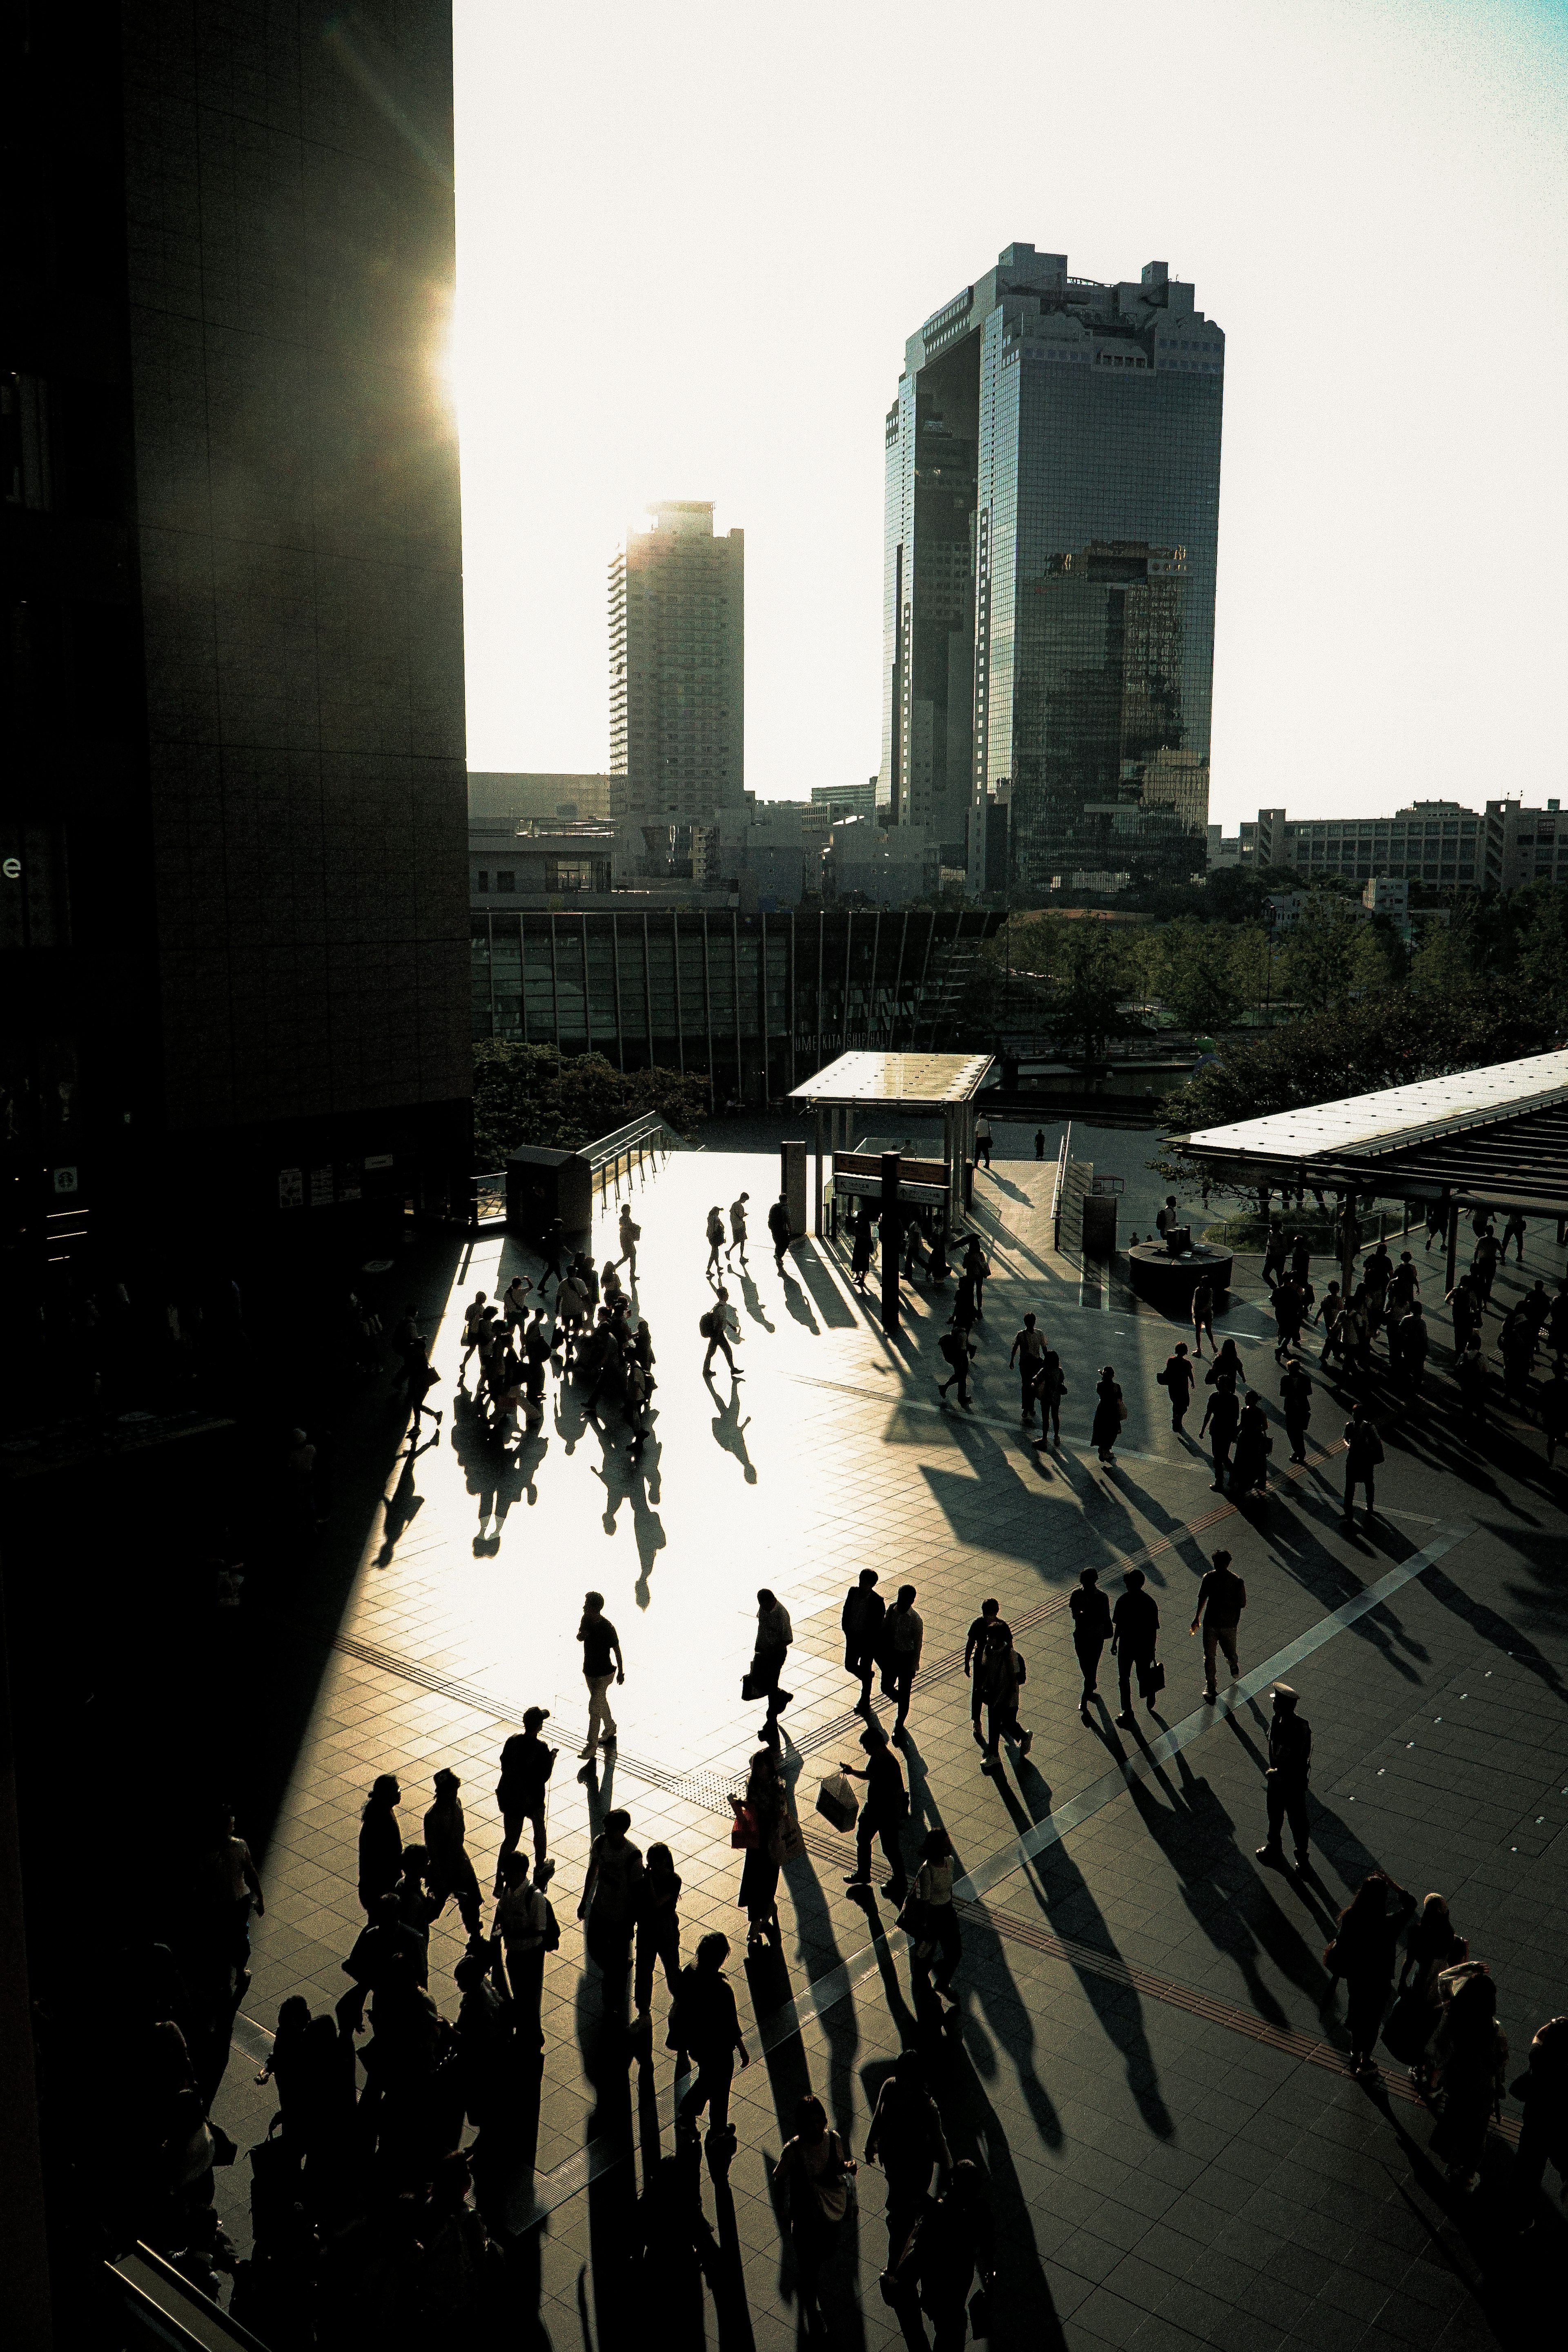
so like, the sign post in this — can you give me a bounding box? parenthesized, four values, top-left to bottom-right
(880, 1150, 901, 1336)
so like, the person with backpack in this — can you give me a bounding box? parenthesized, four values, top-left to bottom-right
(976, 1622, 1032, 1771)
(963, 1597, 1006, 1744)
(494, 1709, 555, 1886)
(1190, 1548, 1247, 1701)
(774, 2094, 857, 2333)
(674, 1932, 751, 2158)
(615, 1201, 641, 1279)
(700, 1289, 742, 1382)
(1342, 1405, 1383, 1525)
(492, 1852, 557, 2046)
(935, 1319, 975, 1406)
(1069, 1567, 1112, 1722)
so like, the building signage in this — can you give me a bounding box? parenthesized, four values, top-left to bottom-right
(52, 1165, 78, 1194)
(310, 1165, 334, 1207)
(279, 1167, 304, 1208)
(833, 1173, 948, 1205)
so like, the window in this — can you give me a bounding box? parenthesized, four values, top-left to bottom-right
(476, 871, 490, 891)
(497, 871, 516, 892)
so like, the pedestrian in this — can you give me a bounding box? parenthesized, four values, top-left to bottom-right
(907, 1827, 962, 1999)
(700, 1288, 743, 1382)
(358, 1774, 403, 1914)
(850, 1210, 875, 1293)
(881, 1584, 923, 1743)
(1430, 1965, 1508, 2191)
(963, 1597, 1006, 1745)
(731, 1748, 784, 1952)
(1509, 2013, 1568, 2215)
(494, 1708, 555, 1886)
(1280, 1360, 1312, 1462)
(775, 2094, 856, 2331)
(578, 1808, 644, 2018)
(493, 1853, 553, 2046)
(962, 1233, 990, 1317)
(405, 1341, 443, 1432)
(865, 2050, 951, 2263)
(502, 1272, 532, 1332)
(1261, 1218, 1288, 1295)
(1204, 1379, 1240, 1493)
(1230, 1389, 1271, 1501)
(974, 1113, 992, 1169)
(1541, 1367, 1568, 1465)
(422, 1770, 484, 1940)
(538, 1216, 568, 1292)
(704, 1204, 725, 1277)
(459, 1290, 490, 1374)
(750, 1588, 794, 1737)
(577, 1590, 624, 1761)
(1036, 1347, 1065, 1444)
(1009, 1312, 1047, 1424)
(616, 1202, 640, 1278)
(1392, 1301, 1428, 1396)
(1156, 1342, 1195, 1432)
(674, 1933, 750, 2158)
(935, 1319, 975, 1406)
(1342, 1404, 1383, 1525)
(1069, 1567, 1112, 1722)
(842, 1569, 886, 1713)
(883, 2162, 996, 2352)
(1190, 1548, 1247, 1701)
(1389, 1891, 1466, 2092)
(1034, 1128, 1046, 1162)
(768, 1192, 793, 1270)
(1255, 1682, 1312, 1870)
(392, 1301, 425, 1389)
(1273, 1276, 1307, 1364)
(1191, 1275, 1215, 1357)
(197, 1803, 266, 1993)
(839, 1727, 909, 1902)
(634, 1841, 683, 2023)
(1091, 1364, 1125, 1465)
(977, 1622, 1032, 1770)
(1501, 1209, 1528, 1264)
(926, 1227, 949, 1285)
(727, 1191, 749, 1265)
(1156, 1193, 1181, 1238)
(1111, 1568, 1162, 1726)
(1324, 1870, 1417, 2075)
(1474, 1227, 1501, 1306)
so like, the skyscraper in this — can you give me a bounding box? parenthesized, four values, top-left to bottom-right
(609, 501, 744, 824)
(880, 244, 1223, 892)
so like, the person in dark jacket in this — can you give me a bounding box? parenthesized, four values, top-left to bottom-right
(1156, 1343, 1196, 1432)
(1510, 2013, 1568, 2217)
(1280, 1361, 1312, 1463)
(1091, 1366, 1125, 1465)
(1111, 1568, 1160, 1727)
(885, 2160, 996, 2351)
(842, 1569, 886, 1712)
(1189, 1550, 1247, 1700)
(1229, 1390, 1271, 1501)
(1256, 1684, 1312, 1869)
(1342, 1405, 1384, 1524)
(357, 1775, 403, 1915)
(1069, 1568, 1112, 1722)
(1325, 1870, 1416, 2073)
(1204, 1381, 1240, 1492)
(865, 2049, 951, 2265)
(963, 1597, 1006, 1743)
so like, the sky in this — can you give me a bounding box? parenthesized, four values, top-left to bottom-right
(450, 0, 1568, 828)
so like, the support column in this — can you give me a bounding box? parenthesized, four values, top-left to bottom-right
(814, 1106, 824, 1238)
(1446, 1199, 1459, 1295)
(880, 1150, 902, 1336)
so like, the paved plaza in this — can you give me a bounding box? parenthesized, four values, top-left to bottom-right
(209, 1125, 1567, 2349)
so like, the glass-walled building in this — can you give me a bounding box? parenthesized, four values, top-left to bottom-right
(472, 908, 1001, 1102)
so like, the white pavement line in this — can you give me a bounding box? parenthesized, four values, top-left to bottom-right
(955, 1518, 1477, 1902)
(514, 1515, 1477, 2230)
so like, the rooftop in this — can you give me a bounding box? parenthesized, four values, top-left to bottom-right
(789, 1050, 995, 1108)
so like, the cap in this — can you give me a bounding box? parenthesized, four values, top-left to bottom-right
(433, 1768, 461, 1789)
(1270, 1683, 1298, 1704)
(523, 1707, 549, 1728)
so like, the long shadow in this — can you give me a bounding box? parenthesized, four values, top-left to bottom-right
(735, 1265, 776, 1334)
(776, 1265, 820, 1336)
(375, 1426, 441, 1565)
(931, 2012, 1065, 2350)
(707, 1389, 757, 1483)
(789, 1242, 856, 1332)
(591, 1440, 668, 1609)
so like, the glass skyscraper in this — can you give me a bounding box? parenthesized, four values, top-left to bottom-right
(880, 245, 1223, 892)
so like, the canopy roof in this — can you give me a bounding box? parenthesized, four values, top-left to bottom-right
(1177, 1048, 1568, 1212)
(789, 1051, 994, 1111)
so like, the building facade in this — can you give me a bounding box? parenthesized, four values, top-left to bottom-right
(1216, 799, 1567, 892)
(471, 907, 1000, 1104)
(881, 244, 1222, 893)
(4, 0, 471, 1268)
(609, 501, 744, 825)
(469, 772, 613, 826)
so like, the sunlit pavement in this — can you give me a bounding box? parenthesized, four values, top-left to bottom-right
(215, 1134, 1568, 2348)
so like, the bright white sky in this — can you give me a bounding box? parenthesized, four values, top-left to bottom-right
(451, 0, 1568, 829)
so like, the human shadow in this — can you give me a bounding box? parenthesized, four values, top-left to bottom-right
(791, 1241, 865, 1333)
(374, 1429, 439, 1566)
(777, 1266, 821, 1336)
(592, 1441, 669, 1608)
(736, 1267, 776, 1334)
(708, 1390, 757, 1483)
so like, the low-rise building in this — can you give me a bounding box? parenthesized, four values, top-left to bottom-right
(826, 816, 940, 905)
(1208, 797, 1568, 893)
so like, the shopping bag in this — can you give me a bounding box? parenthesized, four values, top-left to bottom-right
(815, 1772, 859, 1831)
(729, 1801, 758, 1849)
(774, 1806, 806, 1864)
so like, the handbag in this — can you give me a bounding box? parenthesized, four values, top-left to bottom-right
(740, 1663, 768, 1702)
(815, 1772, 860, 1831)
(895, 1892, 929, 1936)
(1116, 1396, 1129, 1423)
(775, 1806, 806, 1865)
(729, 1801, 758, 1850)
(1147, 1660, 1166, 1695)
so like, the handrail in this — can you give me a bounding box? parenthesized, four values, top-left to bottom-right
(107, 2243, 274, 2350)
(1052, 1120, 1072, 1248)
(577, 1112, 688, 1172)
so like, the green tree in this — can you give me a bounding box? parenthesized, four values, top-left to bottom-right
(1277, 893, 1364, 1013)
(472, 1043, 709, 1169)
(1513, 889, 1568, 1021)
(1408, 914, 1473, 999)
(1158, 918, 1243, 1032)
(1226, 923, 1276, 1021)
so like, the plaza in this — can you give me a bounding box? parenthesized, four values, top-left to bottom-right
(192, 1122, 1568, 2349)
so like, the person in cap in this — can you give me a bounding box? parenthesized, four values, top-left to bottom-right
(423, 1768, 484, 1937)
(1256, 1685, 1312, 1871)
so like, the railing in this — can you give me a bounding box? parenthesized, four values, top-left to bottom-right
(471, 1170, 508, 1228)
(579, 1113, 689, 1201)
(1051, 1121, 1072, 1248)
(107, 2242, 273, 2349)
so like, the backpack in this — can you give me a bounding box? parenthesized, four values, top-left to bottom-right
(699, 1309, 718, 1339)
(938, 1332, 961, 1366)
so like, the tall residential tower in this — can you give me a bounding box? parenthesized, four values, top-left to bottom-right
(609, 502, 744, 825)
(881, 244, 1223, 892)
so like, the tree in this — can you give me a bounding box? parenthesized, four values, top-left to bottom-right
(1408, 915, 1473, 999)
(1158, 919, 1243, 1033)
(471, 1043, 709, 1169)
(1226, 923, 1275, 1022)
(1277, 893, 1365, 1013)
(1512, 889, 1568, 1022)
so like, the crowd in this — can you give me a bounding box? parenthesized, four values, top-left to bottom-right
(101, 1157, 1568, 2346)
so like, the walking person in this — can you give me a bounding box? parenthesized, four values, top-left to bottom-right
(1009, 1312, 1047, 1425)
(358, 1774, 403, 1914)
(674, 1933, 751, 2161)
(1111, 1568, 1162, 1726)
(494, 1708, 555, 1887)
(731, 1748, 784, 1953)
(405, 1341, 443, 1433)
(700, 1289, 743, 1382)
(839, 1727, 909, 1902)
(493, 1853, 553, 2047)
(1342, 1403, 1383, 1526)
(1502, 1209, 1527, 1263)
(1508, 2013, 1568, 2216)
(1190, 1549, 1247, 1701)
(1261, 1218, 1288, 1296)
(935, 1318, 976, 1406)
(1430, 1965, 1508, 2191)
(1036, 1347, 1065, 1445)
(634, 1842, 683, 2024)
(616, 1202, 640, 1279)
(422, 1770, 485, 1940)
(1256, 1682, 1312, 1871)
(1390, 1891, 1466, 2093)
(964, 1597, 1006, 1745)
(1281, 1360, 1312, 1463)
(1070, 1567, 1112, 1722)
(865, 2051, 951, 2264)
(977, 1621, 1032, 1771)
(459, 1290, 490, 1376)
(907, 1828, 962, 2000)
(962, 1233, 991, 1318)
(842, 1569, 886, 1714)
(1091, 1364, 1125, 1465)
(774, 2094, 857, 2334)
(577, 1590, 624, 1762)
(578, 1808, 644, 2019)
(1156, 1342, 1196, 1432)
(1325, 1870, 1417, 2075)
(702, 1204, 725, 1278)
(726, 1192, 749, 1265)
(1205, 1379, 1240, 1493)
(750, 1588, 794, 1739)
(850, 1210, 875, 1294)
(1273, 1276, 1307, 1365)
(881, 1584, 923, 1744)
(1034, 1128, 1046, 1161)
(1191, 1275, 1215, 1358)
(502, 1272, 532, 1332)
(768, 1192, 793, 1270)
(1229, 1389, 1272, 1501)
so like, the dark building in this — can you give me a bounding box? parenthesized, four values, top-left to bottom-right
(471, 907, 1003, 1104)
(4, 0, 470, 1293)
(881, 244, 1222, 893)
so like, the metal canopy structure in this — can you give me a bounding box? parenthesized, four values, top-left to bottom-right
(788, 1051, 996, 1242)
(1175, 1048, 1568, 1218)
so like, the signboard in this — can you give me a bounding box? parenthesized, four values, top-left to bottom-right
(833, 1150, 947, 1187)
(310, 1165, 334, 1207)
(833, 1174, 948, 1205)
(52, 1165, 79, 1194)
(365, 1153, 394, 1169)
(279, 1167, 304, 1208)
